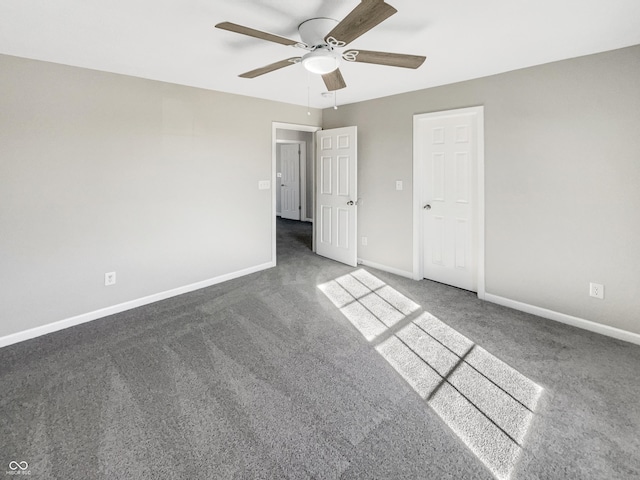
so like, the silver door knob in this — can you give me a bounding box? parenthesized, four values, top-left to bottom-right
(423, 204, 431, 210)
(347, 200, 355, 206)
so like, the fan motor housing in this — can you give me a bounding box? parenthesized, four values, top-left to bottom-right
(298, 18, 339, 48)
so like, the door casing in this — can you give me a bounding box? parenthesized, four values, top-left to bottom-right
(412, 106, 486, 299)
(272, 122, 321, 264)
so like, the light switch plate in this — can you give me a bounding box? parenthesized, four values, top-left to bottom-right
(105, 272, 116, 286)
(396, 180, 403, 191)
(258, 180, 270, 190)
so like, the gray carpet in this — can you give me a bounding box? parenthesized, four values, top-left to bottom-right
(1, 217, 639, 479)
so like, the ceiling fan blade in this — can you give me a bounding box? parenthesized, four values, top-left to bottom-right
(239, 58, 301, 78)
(216, 22, 299, 46)
(322, 69, 347, 91)
(325, 0, 397, 46)
(344, 49, 426, 69)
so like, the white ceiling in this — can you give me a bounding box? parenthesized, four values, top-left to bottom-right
(1, 0, 639, 109)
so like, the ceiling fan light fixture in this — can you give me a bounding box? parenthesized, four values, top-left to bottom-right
(301, 49, 340, 75)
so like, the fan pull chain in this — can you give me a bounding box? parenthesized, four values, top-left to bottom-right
(334, 91, 338, 110)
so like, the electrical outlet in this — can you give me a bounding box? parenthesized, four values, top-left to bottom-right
(361, 236, 368, 246)
(105, 272, 116, 286)
(589, 282, 604, 299)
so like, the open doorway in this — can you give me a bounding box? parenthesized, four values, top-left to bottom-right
(272, 122, 321, 262)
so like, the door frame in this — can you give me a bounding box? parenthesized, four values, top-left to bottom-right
(276, 140, 306, 219)
(412, 106, 486, 299)
(272, 122, 322, 264)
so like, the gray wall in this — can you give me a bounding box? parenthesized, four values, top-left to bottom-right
(0, 54, 321, 338)
(276, 129, 314, 220)
(323, 45, 640, 335)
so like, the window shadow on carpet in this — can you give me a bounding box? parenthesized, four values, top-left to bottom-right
(319, 269, 543, 480)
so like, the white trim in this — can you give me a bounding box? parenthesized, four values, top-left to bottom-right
(476, 110, 486, 300)
(413, 106, 486, 299)
(485, 293, 640, 346)
(0, 262, 275, 349)
(357, 258, 414, 279)
(272, 122, 321, 263)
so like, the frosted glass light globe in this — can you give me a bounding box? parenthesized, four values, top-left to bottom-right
(302, 50, 340, 74)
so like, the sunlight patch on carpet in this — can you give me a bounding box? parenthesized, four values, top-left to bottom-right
(318, 270, 420, 340)
(319, 270, 543, 480)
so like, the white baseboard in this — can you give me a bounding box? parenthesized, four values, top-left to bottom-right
(0, 261, 275, 349)
(357, 258, 414, 279)
(485, 293, 640, 346)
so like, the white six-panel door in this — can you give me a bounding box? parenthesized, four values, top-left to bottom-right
(315, 126, 358, 267)
(416, 110, 479, 291)
(280, 143, 301, 221)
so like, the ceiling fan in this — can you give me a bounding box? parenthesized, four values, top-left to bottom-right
(215, 0, 426, 92)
